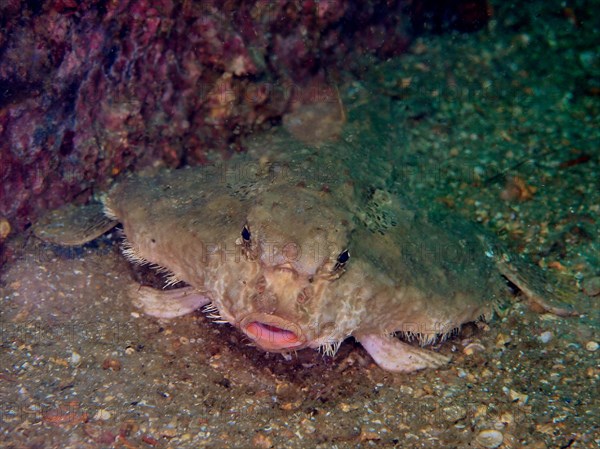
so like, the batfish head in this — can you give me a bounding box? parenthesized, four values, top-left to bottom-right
(212, 184, 362, 354)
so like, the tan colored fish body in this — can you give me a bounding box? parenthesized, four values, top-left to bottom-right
(36, 155, 576, 373)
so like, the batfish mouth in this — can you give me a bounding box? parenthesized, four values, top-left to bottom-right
(240, 313, 306, 351)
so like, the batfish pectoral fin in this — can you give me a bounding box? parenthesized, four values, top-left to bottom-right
(355, 333, 451, 373)
(129, 285, 211, 319)
(525, 292, 579, 317)
(33, 202, 118, 246)
(496, 260, 579, 317)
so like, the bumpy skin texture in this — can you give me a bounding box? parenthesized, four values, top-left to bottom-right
(103, 149, 506, 367)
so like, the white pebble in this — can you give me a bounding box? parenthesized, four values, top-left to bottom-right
(475, 429, 504, 448)
(94, 409, 111, 420)
(585, 341, 598, 352)
(69, 352, 81, 366)
(539, 331, 553, 344)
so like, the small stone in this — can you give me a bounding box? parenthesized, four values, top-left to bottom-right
(500, 175, 535, 202)
(475, 429, 504, 448)
(252, 433, 273, 448)
(539, 331, 553, 344)
(498, 412, 514, 426)
(69, 352, 81, 366)
(495, 333, 511, 348)
(280, 401, 301, 411)
(160, 428, 177, 438)
(582, 277, 600, 296)
(506, 388, 528, 405)
(399, 385, 414, 395)
(83, 423, 114, 443)
(585, 341, 598, 352)
(275, 381, 295, 397)
(442, 405, 467, 422)
(102, 358, 122, 371)
(94, 409, 112, 421)
(359, 427, 380, 441)
(339, 402, 352, 412)
(474, 405, 488, 419)
(481, 368, 493, 378)
(0, 218, 11, 241)
(301, 418, 316, 434)
(528, 442, 548, 449)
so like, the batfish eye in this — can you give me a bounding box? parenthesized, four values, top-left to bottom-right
(337, 249, 350, 264)
(241, 225, 251, 242)
(332, 249, 350, 272)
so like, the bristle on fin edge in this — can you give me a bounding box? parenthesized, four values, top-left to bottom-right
(164, 273, 182, 288)
(318, 340, 342, 357)
(393, 326, 460, 347)
(314, 328, 344, 357)
(101, 195, 119, 221)
(121, 238, 149, 265)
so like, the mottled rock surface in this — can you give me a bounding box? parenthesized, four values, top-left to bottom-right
(0, 0, 417, 233)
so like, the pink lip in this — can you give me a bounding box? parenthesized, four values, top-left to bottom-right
(241, 313, 305, 351)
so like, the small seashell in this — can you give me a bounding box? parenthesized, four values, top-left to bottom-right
(464, 342, 486, 355)
(585, 341, 598, 352)
(94, 409, 112, 421)
(539, 313, 559, 321)
(475, 429, 504, 448)
(539, 331, 553, 344)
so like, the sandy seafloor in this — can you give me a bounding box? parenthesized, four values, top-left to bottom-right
(1, 2, 598, 448)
